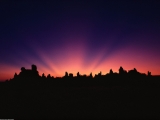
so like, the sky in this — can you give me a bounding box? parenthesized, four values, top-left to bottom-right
(0, 0, 160, 80)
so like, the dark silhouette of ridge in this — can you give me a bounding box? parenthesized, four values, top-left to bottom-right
(1, 64, 160, 119)
(8, 64, 154, 84)
(10, 64, 40, 83)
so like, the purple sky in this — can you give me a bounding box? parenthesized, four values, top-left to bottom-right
(0, 0, 160, 80)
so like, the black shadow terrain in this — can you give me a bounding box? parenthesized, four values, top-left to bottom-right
(0, 65, 160, 120)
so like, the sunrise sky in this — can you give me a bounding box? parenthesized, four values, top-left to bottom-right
(0, 0, 160, 80)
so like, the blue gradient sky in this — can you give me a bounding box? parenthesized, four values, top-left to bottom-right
(0, 0, 160, 80)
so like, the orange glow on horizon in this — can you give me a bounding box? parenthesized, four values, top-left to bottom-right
(0, 40, 160, 81)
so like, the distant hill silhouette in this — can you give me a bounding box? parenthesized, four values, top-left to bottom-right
(9, 64, 153, 82)
(1, 64, 160, 119)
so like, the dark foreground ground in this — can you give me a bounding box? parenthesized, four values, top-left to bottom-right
(0, 77, 160, 120)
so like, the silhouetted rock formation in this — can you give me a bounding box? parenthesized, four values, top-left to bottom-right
(119, 66, 127, 75)
(148, 71, 151, 76)
(10, 64, 157, 83)
(47, 74, 51, 79)
(42, 73, 46, 79)
(14, 73, 18, 79)
(1, 64, 160, 119)
(69, 73, 73, 78)
(12, 64, 40, 82)
(89, 72, 93, 78)
(77, 72, 80, 77)
(109, 69, 113, 74)
(64, 72, 68, 77)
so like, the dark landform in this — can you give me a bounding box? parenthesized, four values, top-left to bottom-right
(0, 64, 160, 120)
